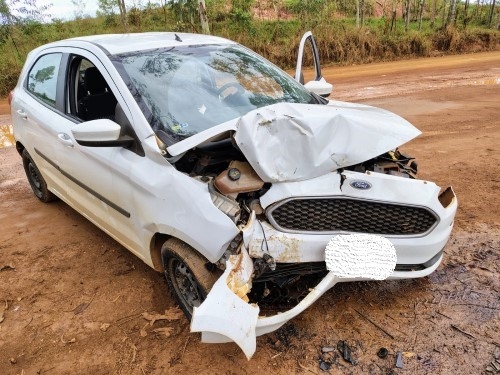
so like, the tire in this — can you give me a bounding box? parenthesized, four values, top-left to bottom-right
(22, 149, 57, 203)
(162, 238, 222, 320)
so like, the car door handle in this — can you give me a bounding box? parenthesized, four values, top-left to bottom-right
(17, 109, 28, 120)
(57, 133, 74, 147)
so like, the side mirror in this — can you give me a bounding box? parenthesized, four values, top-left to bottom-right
(72, 119, 134, 147)
(304, 77, 333, 98)
(295, 31, 333, 98)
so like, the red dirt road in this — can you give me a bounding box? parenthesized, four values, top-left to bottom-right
(0, 52, 499, 374)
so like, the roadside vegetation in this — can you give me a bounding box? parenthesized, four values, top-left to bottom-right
(0, 0, 499, 97)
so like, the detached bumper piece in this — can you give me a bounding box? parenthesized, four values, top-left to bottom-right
(191, 234, 397, 359)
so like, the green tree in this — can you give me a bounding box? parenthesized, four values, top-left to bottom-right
(97, 0, 128, 31)
(97, 0, 117, 17)
(20, 0, 51, 21)
(0, 0, 51, 62)
(171, 0, 211, 33)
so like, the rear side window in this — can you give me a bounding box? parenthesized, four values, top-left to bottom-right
(26, 53, 62, 107)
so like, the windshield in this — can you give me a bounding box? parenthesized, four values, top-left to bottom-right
(112, 44, 318, 144)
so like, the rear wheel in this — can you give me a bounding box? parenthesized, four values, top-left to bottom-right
(22, 149, 57, 203)
(162, 239, 222, 319)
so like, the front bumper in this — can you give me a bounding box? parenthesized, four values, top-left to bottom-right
(246, 170, 457, 277)
(198, 253, 444, 347)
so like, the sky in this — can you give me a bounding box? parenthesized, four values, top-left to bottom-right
(38, 0, 100, 21)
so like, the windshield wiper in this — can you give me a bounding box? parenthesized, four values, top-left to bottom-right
(309, 91, 329, 105)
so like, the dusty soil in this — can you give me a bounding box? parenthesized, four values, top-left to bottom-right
(1, 52, 499, 375)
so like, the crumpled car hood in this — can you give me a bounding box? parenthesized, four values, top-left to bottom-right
(167, 101, 421, 182)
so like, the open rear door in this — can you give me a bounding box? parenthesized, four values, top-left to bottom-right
(294, 31, 333, 97)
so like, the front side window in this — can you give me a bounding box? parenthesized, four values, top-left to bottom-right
(26, 53, 62, 107)
(66, 56, 117, 122)
(112, 44, 319, 145)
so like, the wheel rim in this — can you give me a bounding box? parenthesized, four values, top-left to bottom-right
(169, 258, 203, 311)
(28, 162, 42, 191)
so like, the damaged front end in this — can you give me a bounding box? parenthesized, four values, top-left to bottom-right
(162, 101, 457, 358)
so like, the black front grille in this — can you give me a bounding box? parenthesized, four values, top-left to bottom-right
(268, 197, 437, 235)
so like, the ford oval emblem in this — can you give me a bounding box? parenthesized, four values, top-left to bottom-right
(350, 180, 372, 190)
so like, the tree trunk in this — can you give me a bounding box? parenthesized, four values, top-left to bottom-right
(198, 0, 210, 34)
(117, 0, 128, 32)
(463, 0, 470, 28)
(161, 0, 167, 26)
(430, 0, 436, 28)
(356, 0, 360, 28)
(360, 0, 365, 26)
(418, 0, 425, 30)
(446, 0, 456, 27)
(413, 0, 419, 21)
(405, 0, 411, 32)
(442, 0, 448, 27)
(489, 0, 497, 27)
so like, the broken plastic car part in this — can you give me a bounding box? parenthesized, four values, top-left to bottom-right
(191, 234, 397, 359)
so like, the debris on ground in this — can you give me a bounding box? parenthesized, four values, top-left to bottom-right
(402, 351, 415, 358)
(153, 327, 174, 338)
(318, 358, 332, 371)
(321, 346, 335, 353)
(450, 324, 476, 339)
(60, 334, 76, 344)
(142, 308, 183, 326)
(140, 323, 149, 337)
(318, 343, 336, 371)
(0, 264, 15, 272)
(395, 351, 403, 368)
(267, 323, 298, 350)
(0, 300, 8, 323)
(337, 340, 356, 365)
(139, 308, 182, 338)
(486, 359, 500, 373)
(72, 302, 90, 315)
(377, 347, 388, 358)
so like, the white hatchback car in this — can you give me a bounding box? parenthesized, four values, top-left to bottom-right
(10, 32, 457, 357)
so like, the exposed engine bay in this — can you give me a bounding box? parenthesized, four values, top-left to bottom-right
(172, 136, 418, 180)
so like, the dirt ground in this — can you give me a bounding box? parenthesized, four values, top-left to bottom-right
(0, 52, 499, 375)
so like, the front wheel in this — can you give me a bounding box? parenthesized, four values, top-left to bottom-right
(162, 239, 221, 320)
(22, 149, 57, 203)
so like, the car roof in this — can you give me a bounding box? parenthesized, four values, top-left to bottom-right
(63, 32, 236, 55)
